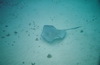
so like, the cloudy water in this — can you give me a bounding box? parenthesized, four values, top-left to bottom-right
(0, 0, 100, 65)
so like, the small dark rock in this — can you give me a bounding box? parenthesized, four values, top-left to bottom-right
(29, 23, 31, 26)
(47, 54, 52, 58)
(31, 28, 36, 30)
(80, 30, 83, 33)
(5, 25, 8, 27)
(92, 19, 94, 21)
(12, 44, 14, 46)
(86, 20, 88, 22)
(6, 34, 10, 36)
(31, 63, 35, 65)
(26, 31, 28, 33)
(35, 38, 38, 41)
(38, 46, 40, 47)
(22, 62, 25, 64)
(13, 41, 15, 43)
(3, 30, 5, 32)
(77, 63, 79, 65)
(28, 34, 30, 36)
(14, 31, 17, 35)
(1, 36, 5, 38)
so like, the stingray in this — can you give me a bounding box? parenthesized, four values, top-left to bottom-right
(41, 25, 81, 42)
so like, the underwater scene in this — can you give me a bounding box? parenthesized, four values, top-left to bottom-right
(0, 0, 100, 65)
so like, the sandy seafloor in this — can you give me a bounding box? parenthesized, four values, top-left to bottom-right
(0, 0, 100, 65)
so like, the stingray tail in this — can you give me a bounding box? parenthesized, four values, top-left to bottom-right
(65, 26, 81, 30)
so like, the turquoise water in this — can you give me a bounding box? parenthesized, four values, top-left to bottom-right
(0, 0, 100, 65)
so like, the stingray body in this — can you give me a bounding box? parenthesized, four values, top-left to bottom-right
(41, 25, 80, 42)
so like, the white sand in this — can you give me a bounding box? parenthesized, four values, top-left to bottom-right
(0, 0, 100, 65)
